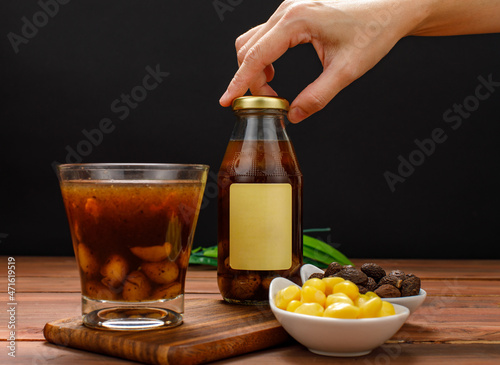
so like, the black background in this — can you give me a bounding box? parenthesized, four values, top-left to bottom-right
(1, 1, 499, 259)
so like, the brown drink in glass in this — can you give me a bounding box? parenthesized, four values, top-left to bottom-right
(58, 164, 208, 330)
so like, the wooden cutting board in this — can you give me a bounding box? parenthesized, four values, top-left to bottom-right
(43, 299, 290, 365)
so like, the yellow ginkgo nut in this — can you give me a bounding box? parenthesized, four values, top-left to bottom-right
(333, 281, 359, 301)
(358, 297, 383, 318)
(286, 300, 303, 313)
(294, 302, 324, 317)
(303, 278, 326, 293)
(275, 285, 301, 310)
(378, 301, 396, 317)
(274, 278, 397, 320)
(325, 292, 354, 307)
(322, 277, 345, 296)
(354, 293, 369, 307)
(301, 285, 326, 307)
(323, 302, 360, 319)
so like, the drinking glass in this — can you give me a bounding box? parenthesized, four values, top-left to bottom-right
(57, 163, 208, 330)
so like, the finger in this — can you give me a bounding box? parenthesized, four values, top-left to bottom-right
(236, 25, 261, 49)
(236, 26, 262, 66)
(220, 22, 301, 106)
(237, 26, 272, 66)
(238, 40, 275, 89)
(288, 62, 349, 123)
(240, 64, 275, 98)
(248, 69, 278, 97)
(251, 83, 278, 97)
(235, 26, 272, 99)
(264, 64, 275, 82)
(236, 0, 295, 66)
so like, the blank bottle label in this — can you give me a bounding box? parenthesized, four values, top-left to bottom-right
(229, 183, 292, 270)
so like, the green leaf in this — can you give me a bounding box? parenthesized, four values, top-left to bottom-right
(303, 256, 329, 269)
(188, 255, 217, 266)
(191, 246, 202, 254)
(188, 230, 353, 268)
(303, 228, 332, 234)
(303, 235, 353, 266)
(303, 245, 333, 265)
(203, 246, 218, 258)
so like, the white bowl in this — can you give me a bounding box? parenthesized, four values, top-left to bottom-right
(300, 264, 426, 314)
(384, 289, 426, 314)
(269, 277, 410, 357)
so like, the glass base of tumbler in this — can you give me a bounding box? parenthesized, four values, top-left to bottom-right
(82, 296, 183, 331)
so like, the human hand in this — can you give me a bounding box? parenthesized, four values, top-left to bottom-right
(219, 0, 424, 123)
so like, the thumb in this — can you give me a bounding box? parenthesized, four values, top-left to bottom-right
(288, 63, 350, 123)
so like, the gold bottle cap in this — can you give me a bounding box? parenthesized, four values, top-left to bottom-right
(232, 96, 289, 111)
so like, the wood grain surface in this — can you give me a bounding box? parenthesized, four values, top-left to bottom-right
(43, 299, 290, 365)
(1, 256, 499, 364)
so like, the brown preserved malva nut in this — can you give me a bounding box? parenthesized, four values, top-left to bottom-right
(130, 242, 172, 262)
(85, 281, 118, 300)
(360, 263, 386, 282)
(231, 274, 261, 300)
(375, 284, 401, 298)
(217, 276, 232, 297)
(224, 257, 231, 270)
(261, 276, 277, 291)
(142, 260, 179, 285)
(378, 275, 403, 289)
(401, 275, 421, 296)
(365, 277, 378, 292)
(358, 285, 368, 294)
(77, 243, 99, 279)
(122, 270, 152, 301)
(324, 262, 343, 277)
(308, 273, 324, 280)
(100, 254, 129, 289)
(333, 267, 368, 286)
(153, 282, 182, 299)
(388, 270, 406, 282)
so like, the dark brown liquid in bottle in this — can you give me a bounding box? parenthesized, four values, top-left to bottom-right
(218, 139, 303, 304)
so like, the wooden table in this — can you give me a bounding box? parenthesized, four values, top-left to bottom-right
(1, 257, 499, 364)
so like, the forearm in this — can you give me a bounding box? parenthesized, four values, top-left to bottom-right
(409, 0, 500, 36)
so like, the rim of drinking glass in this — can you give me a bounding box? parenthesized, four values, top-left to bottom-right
(57, 163, 210, 172)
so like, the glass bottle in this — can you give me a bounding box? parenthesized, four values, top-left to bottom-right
(217, 96, 303, 305)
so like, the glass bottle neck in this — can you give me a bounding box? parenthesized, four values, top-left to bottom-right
(230, 109, 290, 141)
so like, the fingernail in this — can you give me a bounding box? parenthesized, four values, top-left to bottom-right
(288, 107, 307, 123)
